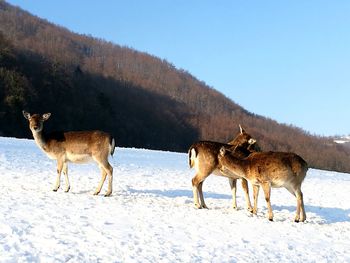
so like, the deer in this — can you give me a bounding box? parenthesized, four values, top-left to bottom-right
(218, 147, 308, 222)
(22, 111, 115, 197)
(188, 125, 259, 210)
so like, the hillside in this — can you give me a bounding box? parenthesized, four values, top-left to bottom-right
(1, 1, 350, 172)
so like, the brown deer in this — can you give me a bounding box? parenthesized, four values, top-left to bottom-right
(188, 125, 259, 210)
(218, 147, 308, 222)
(23, 111, 115, 196)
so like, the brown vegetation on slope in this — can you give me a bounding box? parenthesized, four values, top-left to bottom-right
(1, 1, 349, 172)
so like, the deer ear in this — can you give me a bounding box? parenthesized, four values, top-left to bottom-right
(23, 110, 31, 120)
(42, 113, 51, 121)
(239, 124, 246, 134)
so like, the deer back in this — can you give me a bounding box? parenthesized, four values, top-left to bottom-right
(43, 130, 112, 157)
(246, 152, 308, 187)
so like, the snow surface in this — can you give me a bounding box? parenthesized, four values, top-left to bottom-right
(334, 135, 350, 144)
(0, 137, 350, 262)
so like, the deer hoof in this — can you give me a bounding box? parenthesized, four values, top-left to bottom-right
(104, 192, 112, 197)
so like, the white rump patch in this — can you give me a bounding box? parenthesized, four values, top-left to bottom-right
(190, 148, 200, 171)
(191, 148, 197, 159)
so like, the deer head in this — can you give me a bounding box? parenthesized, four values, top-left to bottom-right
(23, 111, 51, 133)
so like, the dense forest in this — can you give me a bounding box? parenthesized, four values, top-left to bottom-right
(1, 1, 350, 172)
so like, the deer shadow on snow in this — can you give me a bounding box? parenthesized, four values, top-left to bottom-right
(127, 187, 349, 224)
(126, 187, 230, 202)
(273, 204, 350, 224)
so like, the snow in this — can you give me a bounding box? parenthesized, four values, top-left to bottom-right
(0, 137, 350, 262)
(334, 135, 350, 144)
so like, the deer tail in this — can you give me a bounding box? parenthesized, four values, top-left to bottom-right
(110, 137, 116, 156)
(188, 147, 197, 168)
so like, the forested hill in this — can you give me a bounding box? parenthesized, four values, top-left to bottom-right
(1, 1, 350, 172)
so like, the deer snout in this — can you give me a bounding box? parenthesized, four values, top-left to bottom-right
(219, 147, 226, 156)
(31, 124, 41, 132)
(248, 138, 256, 145)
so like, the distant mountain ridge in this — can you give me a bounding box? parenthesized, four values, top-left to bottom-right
(1, 1, 350, 172)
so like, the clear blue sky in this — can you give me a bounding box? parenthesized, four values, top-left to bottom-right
(6, 0, 350, 136)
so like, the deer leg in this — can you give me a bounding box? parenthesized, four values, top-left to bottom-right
(198, 182, 208, 209)
(192, 175, 205, 209)
(53, 159, 63, 192)
(295, 188, 306, 222)
(229, 178, 237, 210)
(252, 184, 260, 215)
(94, 165, 107, 196)
(93, 153, 113, 197)
(241, 178, 253, 212)
(286, 186, 306, 222)
(261, 182, 273, 221)
(94, 159, 113, 197)
(103, 162, 113, 197)
(63, 162, 70, 192)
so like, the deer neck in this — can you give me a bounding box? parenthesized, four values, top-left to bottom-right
(32, 130, 48, 151)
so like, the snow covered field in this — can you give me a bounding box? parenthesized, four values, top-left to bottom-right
(0, 137, 349, 262)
